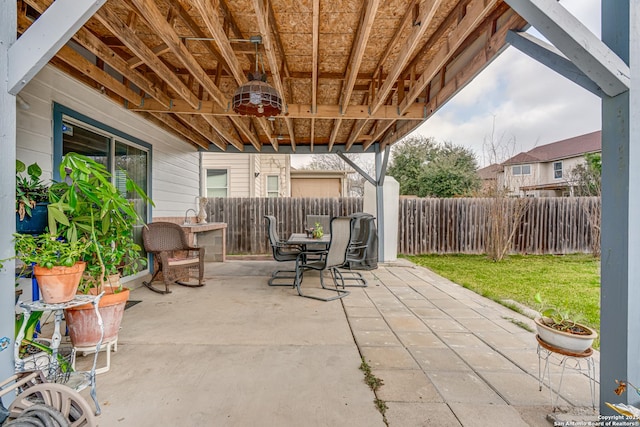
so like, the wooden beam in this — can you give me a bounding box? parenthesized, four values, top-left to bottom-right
(8, 0, 107, 95)
(506, 30, 603, 97)
(127, 43, 170, 68)
(252, 0, 295, 150)
(330, 0, 380, 150)
(376, 11, 527, 151)
(129, 0, 261, 150)
(397, 0, 499, 113)
(368, 0, 446, 114)
(23, 0, 171, 107)
(310, 0, 320, 150)
(148, 113, 210, 149)
(94, 1, 201, 108)
(175, 114, 227, 150)
(128, 100, 427, 120)
(201, 115, 244, 151)
(505, 0, 629, 97)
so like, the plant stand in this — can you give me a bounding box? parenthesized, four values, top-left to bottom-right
(536, 335, 597, 411)
(14, 294, 105, 416)
(72, 338, 117, 375)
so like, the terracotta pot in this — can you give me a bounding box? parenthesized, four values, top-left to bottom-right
(65, 287, 130, 348)
(33, 261, 86, 304)
(535, 317, 598, 353)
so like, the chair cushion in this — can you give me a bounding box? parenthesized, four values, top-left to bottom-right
(167, 256, 200, 266)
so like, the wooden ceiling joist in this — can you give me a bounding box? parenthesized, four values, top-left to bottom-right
(16, 0, 528, 153)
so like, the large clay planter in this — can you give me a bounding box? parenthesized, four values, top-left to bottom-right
(33, 261, 86, 304)
(535, 317, 598, 353)
(65, 287, 130, 348)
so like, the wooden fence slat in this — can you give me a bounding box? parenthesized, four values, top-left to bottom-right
(206, 196, 599, 256)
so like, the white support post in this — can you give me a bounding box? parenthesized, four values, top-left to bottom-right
(599, 0, 640, 414)
(0, 1, 17, 385)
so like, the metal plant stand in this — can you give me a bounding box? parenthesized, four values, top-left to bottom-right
(536, 335, 596, 411)
(14, 294, 105, 416)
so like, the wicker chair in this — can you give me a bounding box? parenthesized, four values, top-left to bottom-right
(142, 222, 205, 294)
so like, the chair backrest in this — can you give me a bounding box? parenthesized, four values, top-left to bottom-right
(325, 217, 353, 268)
(142, 222, 189, 252)
(349, 216, 375, 261)
(264, 215, 280, 247)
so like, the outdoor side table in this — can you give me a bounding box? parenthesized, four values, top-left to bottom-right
(14, 294, 105, 415)
(536, 335, 596, 411)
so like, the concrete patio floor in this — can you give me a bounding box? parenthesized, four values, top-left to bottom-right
(74, 259, 600, 426)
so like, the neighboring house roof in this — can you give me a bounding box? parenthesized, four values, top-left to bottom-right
(503, 130, 601, 165)
(477, 163, 502, 180)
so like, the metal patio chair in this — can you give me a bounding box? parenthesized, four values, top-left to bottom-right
(265, 215, 303, 286)
(142, 222, 205, 294)
(293, 217, 352, 301)
(339, 214, 377, 287)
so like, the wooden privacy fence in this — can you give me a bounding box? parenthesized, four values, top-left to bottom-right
(398, 197, 600, 255)
(206, 197, 363, 254)
(206, 196, 600, 256)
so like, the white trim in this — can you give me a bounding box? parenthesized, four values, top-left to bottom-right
(505, 0, 630, 97)
(8, 0, 107, 95)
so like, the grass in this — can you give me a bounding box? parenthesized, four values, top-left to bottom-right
(404, 254, 601, 345)
(359, 358, 388, 425)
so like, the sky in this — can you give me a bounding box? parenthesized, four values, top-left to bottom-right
(292, 0, 602, 169)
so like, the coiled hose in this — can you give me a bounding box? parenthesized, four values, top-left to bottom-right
(3, 404, 69, 427)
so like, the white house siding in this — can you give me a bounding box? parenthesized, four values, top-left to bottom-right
(200, 153, 290, 197)
(259, 154, 290, 197)
(201, 153, 252, 197)
(16, 65, 200, 219)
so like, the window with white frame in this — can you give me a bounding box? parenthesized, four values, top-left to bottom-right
(267, 175, 279, 197)
(207, 169, 228, 197)
(512, 164, 531, 175)
(553, 161, 563, 179)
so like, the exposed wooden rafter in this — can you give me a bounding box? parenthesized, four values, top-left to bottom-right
(189, 0, 269, 150)
(12, 0, 529, 153)
(252, 0, 295, 150)
(328, 0, 380, 151)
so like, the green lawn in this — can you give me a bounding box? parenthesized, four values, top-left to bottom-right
(404, 254, 601, 341)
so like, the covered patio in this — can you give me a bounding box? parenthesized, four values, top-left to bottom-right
(77, 260, 598, 426)
(1, 0, 638, 421)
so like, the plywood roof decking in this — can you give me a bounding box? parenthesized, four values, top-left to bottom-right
(18, 0, 527, 153)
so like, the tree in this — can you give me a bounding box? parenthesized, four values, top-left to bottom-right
(420, 142, 481, 197)
(568, 152, 602, 257)
(387, 136, 480, 197)
(569, 152, 601, 196)
(386, 136, 437, 195)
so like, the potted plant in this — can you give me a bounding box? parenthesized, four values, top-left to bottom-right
(16, 160, 50, 234)
(12, 233, 90, 304)
(534, 292, 597, 353)
(46, 153, 152, 348)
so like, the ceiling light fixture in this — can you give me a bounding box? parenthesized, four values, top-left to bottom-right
(231, 36, 282, 118)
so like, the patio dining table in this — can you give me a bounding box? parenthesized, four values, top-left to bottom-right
(287, 233, 331, 247)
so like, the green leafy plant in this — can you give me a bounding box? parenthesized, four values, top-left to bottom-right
(16, 160, 50, 219)
(534, 292, 582, 332)
(47, 152, 153, 292)
(12, 233, 90, 270)
(312, 222, 324, 239)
